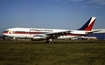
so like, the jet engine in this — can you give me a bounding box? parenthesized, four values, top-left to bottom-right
(32, 35, 46, 41)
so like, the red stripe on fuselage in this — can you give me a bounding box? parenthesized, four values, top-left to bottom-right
(3, 31, 47, 34)
(3, 32, 85, 36)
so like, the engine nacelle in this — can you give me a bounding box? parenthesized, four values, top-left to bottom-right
(33, 35, 46, 40)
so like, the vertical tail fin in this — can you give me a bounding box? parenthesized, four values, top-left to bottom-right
(78, 17, 96, 31)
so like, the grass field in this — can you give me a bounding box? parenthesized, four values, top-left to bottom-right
(0, 40, 105, 65)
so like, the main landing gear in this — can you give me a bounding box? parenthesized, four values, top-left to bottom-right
(13, 37, 16, 42)
(45, 38, 53, 43)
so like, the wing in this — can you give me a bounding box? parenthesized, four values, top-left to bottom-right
(45, 31, 71, 39)
(45, 30, 100, 39)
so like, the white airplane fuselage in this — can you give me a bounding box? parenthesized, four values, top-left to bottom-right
(3, 28, 85, 39)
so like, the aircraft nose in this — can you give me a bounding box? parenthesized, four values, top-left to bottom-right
(2, 31, 8, 35)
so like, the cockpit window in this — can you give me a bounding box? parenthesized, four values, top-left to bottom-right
(3, 30, 9, 32)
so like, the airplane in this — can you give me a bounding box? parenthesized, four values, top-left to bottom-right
(2, 17, 97, 43)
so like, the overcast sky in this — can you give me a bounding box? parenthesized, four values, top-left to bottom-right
(0, 0, 105, 35)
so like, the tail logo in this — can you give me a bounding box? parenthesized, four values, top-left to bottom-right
(78, 17, 96, 31)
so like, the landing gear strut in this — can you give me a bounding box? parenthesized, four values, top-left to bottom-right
(13, 37, 16, 42)
(45, 38, 53, 43)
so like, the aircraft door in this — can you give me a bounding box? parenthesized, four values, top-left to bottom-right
(8, 30, 13, 34)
